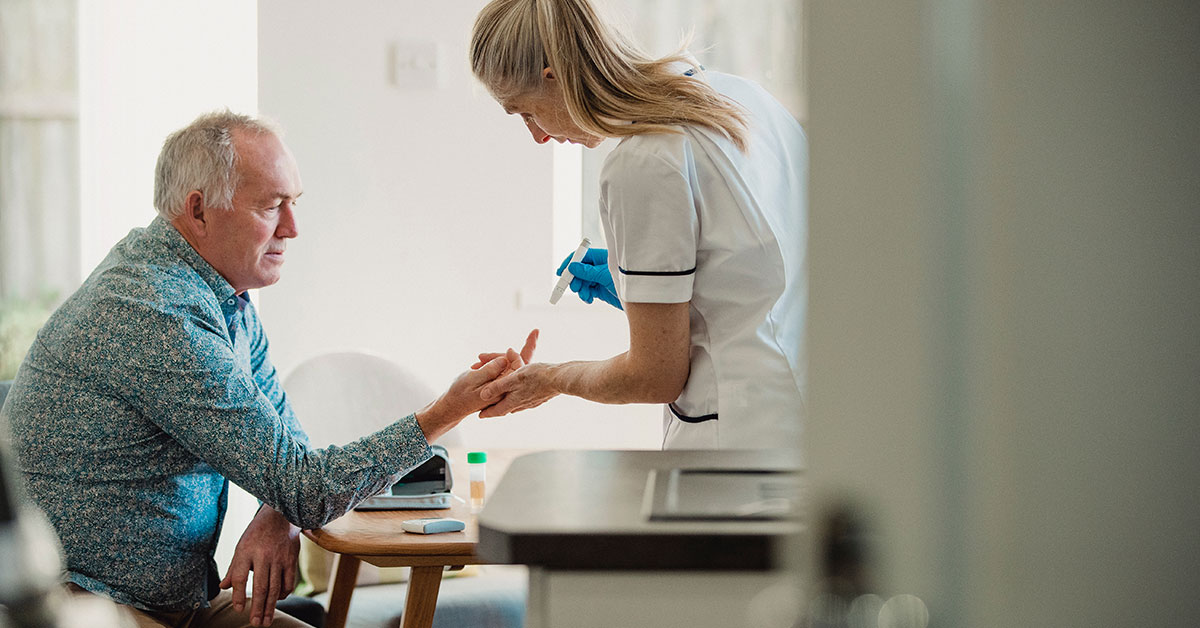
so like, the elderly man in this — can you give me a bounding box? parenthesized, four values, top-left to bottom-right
(0, 112, 513, 627)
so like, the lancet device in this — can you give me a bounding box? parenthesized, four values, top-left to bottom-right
(401, 517, 466, 534)
(550, 237, 591, 305)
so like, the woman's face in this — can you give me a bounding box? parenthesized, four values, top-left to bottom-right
(500, 73, 605, 148)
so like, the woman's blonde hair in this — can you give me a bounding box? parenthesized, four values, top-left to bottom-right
(470, 0, 749, 151)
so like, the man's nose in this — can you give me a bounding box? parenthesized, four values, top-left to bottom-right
(277, 204, 299, 238)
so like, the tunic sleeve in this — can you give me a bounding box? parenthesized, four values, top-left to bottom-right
(600, 136, 699, 304)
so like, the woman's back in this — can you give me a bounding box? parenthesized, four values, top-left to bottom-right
(599, 71, 807, 449)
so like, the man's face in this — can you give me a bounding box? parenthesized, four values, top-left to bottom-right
(202, 130, 303, 293)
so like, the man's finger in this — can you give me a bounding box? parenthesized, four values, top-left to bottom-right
(262, 564, 282, 626)
(229, 562, 249, 612)
(480, 372, 516, 402)
(480, 394, 519, 418)
(473, 352, 504, 369)
(505, 347, 523, 370)
(479, 401, 505, 418)
(251, 565, 268, 626)
(474, 356, 508, 383)
(520, 329, 538, 364)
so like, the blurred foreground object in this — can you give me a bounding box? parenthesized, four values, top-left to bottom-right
(0, 434, 64, 627)
(0, 439, 130, 628)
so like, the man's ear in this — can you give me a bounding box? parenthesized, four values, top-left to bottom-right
(181, 190, 208, 236)
(542, 66, 556, 82)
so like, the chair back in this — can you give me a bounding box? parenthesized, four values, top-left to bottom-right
(283, 352, 463, 593)
(282, 351, 462, 450)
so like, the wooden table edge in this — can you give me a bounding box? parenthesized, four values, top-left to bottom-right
(303, 528, 475, 554)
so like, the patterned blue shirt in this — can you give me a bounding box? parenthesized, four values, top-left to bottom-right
(1, 217, 432, 611)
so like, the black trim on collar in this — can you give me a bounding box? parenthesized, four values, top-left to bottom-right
(668, 403, 718, 424)
(618, 266, 697, 277)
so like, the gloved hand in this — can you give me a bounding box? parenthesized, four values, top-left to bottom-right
(556, 247, 623, 310)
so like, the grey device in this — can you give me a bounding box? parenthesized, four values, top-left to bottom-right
(356, 444, 454, 511)
(401, 517, 466, 534)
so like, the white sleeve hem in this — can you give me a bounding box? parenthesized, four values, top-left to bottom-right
(620, 274, 694, 303)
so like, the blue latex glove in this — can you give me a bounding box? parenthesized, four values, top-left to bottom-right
(556, 247, 623, 310)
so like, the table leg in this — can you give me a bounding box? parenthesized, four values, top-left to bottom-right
(325, 554, 361, 628)
(401, 565, 445, 628)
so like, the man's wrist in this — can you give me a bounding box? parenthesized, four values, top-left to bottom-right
(415, 404, 454, 443)
(253, 503, 300, 530)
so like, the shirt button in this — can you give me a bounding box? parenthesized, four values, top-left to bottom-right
(227, 299, 236, 305)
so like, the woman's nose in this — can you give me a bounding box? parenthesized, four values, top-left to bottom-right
(525, 119, 551, 144)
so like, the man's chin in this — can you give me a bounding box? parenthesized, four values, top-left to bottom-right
(248, 271, 283, 291)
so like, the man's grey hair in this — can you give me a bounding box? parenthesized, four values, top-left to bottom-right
(153, 110, 282, 220)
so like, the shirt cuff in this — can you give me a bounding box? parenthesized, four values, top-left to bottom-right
(619, 273, 694, 303)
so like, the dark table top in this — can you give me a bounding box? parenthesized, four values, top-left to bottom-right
(476, 449, 803, 571)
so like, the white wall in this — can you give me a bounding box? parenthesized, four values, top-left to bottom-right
(805, 1, 1200, 626)
(255, 0, 662, 452)
(77, 0, 259, 577)
(78, 0, 258, 273)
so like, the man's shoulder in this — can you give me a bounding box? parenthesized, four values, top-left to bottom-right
(90, 244, 218, 310)
(43, 251, 222, 354)
(92, 217, 221, 303)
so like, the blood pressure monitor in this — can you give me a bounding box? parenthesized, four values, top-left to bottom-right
(355, 444, 454, 510)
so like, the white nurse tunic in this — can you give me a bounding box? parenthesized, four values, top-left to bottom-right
(599, 71, 806, 450)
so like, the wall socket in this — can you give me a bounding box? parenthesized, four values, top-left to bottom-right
(390, 40, 440, 89)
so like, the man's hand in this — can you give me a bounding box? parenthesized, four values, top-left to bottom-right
(416, 352, 512, 442)
(470, 329, 540, 415)
(220, 505, 300, 627)
(471, 329, 539, 375)
(477, 361, 560, 418)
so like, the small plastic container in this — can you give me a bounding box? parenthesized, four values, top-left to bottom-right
(467, 451, 487, 513)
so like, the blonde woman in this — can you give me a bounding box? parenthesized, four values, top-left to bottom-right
(471, 0, 805, 449)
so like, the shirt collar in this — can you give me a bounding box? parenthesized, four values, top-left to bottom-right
(222, 292, 252, 331)
(145, 215, 240, 308)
